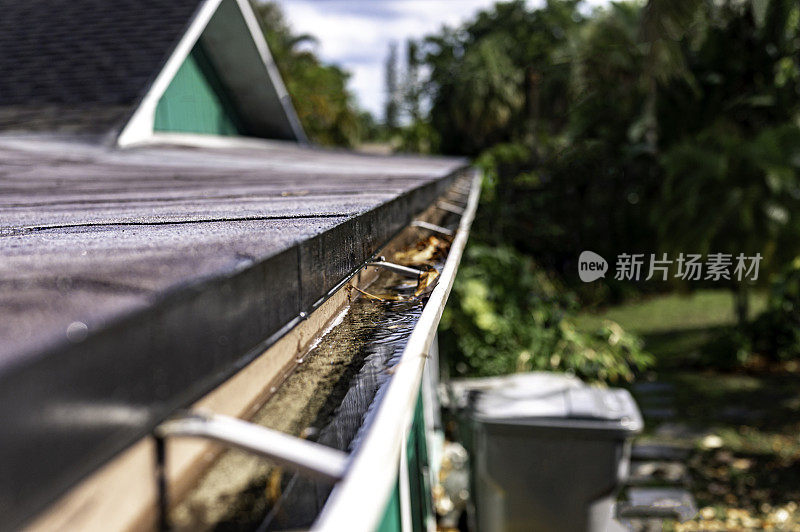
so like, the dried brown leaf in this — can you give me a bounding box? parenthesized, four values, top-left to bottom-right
(394, 235, 450, 266)
(265, 468, 283, 504)
(415, 267, 440, 297)
(352, 284, 409, 302)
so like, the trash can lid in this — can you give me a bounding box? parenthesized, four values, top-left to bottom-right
(445, 372, 582, 409)
(473, 385, 643, 437)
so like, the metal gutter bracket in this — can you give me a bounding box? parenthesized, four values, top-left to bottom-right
(411, 220, 454, 237)
(154, 411, 348, 482)
(437, 201, 465, 215)
(366, 257, 425, 279)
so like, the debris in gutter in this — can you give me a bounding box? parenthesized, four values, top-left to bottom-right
(352, 235, 450, 302)
(395, 235, 452, 265)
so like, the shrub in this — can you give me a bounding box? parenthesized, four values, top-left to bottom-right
(750, 258, 800, 361)
(439, 243, 653, 382)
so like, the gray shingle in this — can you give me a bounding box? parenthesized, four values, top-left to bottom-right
(0, 0, 203, 132)
(0, 134, 469, 528)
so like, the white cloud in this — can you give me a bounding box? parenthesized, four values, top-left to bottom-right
(273, 0, 610, 117)
(274, 0, 504, 116)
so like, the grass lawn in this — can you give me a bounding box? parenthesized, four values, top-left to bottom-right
(574, 289, 767, 335)
(578, 289, 800, 530)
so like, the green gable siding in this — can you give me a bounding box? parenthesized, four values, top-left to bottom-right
(154, 43, 246, 136)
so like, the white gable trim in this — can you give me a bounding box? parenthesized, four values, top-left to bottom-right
(117, 0, 220, 147)
(236, 0, 294, 117)
(117, 0, 306, 147)
(134, 131, 295, 150)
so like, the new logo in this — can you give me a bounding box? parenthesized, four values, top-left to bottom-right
(578, 250, 608, 282)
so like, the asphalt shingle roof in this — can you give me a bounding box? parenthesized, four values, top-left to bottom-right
(0, 0, 203, 132)
(0, 134, 469, 528)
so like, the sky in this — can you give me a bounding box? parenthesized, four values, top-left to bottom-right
(274, 0, 609, 119)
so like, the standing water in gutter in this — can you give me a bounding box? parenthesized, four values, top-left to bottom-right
(170, 236, 451, 531)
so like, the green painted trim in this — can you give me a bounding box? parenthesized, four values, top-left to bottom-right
(376, 478, 403, 532)
(154, 42, 246, 136)
(407, 388, 434, 532)
(375, 387, 434, 532)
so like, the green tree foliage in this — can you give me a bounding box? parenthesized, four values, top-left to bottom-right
(417, 0, 800, 277)
(384, 42, 400, 129)
(422, 0, 581, 154)
(417, 1, 664, 274)
(654, 0, 800, 321)
(403, 40, 423, 122)
(250, 1, 369, 147)
(412, 0, 800, 372)
(659, 124, 800, 269)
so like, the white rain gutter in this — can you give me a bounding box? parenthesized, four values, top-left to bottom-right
(313, 168, 482, 531)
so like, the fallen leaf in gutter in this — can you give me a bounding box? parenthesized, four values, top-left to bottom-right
(351, 285, 410, 302)
(394, 235, 451, 266)
(415, 267, 440, 297)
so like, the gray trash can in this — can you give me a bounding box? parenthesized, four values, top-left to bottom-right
(468, 373, 642, 532)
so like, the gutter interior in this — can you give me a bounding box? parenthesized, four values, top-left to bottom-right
(167, 178, 470, 531)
